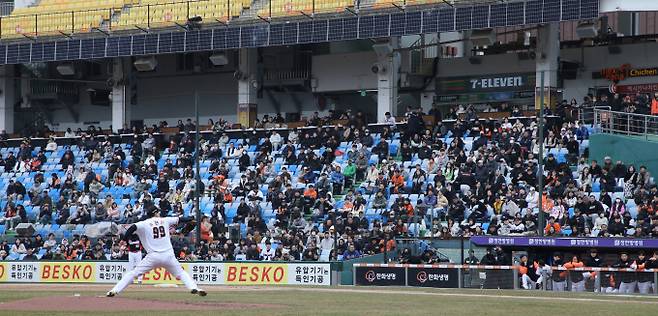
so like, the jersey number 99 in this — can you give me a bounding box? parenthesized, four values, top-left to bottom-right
(152, 226, 166, 239)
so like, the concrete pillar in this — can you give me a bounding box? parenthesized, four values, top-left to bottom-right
(376, 37, 400, 123)
(535, 23, 560, 109)
(238, 48, 258, 127)
(111, 58, 131, 133)
(0, 65, 15, 134)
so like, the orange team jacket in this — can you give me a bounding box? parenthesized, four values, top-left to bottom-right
(563, 261, 584, 269)
(303, 188, 317, 199)
(391, 174, 405, 189)
(544, 223, 562, 235)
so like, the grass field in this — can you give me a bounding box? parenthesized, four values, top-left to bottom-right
(0, 284, 657, 315)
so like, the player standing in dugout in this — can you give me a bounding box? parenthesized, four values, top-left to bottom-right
(107, 207, 207, 297)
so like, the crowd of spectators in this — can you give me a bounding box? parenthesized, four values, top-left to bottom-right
(0, 95, 657, 263)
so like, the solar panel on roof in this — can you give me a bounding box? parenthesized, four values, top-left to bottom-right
(43, 42, 55, 61)
(562, 0, 580, 20)
(421, 10, 437, 34)
(106, 37, 120, 57)
(490, 3, 507, 27)
(54, 41, 68, 60)
(391, 12, 406, 35)
(373, 15, 389, 38)
(0, 46, 6, 64)
(327, 19, 343, 41)
(472, 5, 489, 29)
(543, 0, 561, 22)
(225, 27, 240, 48)
(507, 1, 525, 26)
(198, 29, 212, 51)
(17, 44, 30, 63)
(0, 0, 600, 65)
(171, 32, 186, 52)
(132, 35, 145, 55)
(6, 45, 18, 64)
(118, 36, 132, 56)
(253, 25, 268, 47)
(312, 20, 327, 42)
(438, 8, 455, 32)
(455, 6, 472, 31)
(525, 0, 542, 24)
(358, 15, 374, 39)
(31, 43, 43, 62)
(581, 0, 599, 19)
(343, 17, 357, 40)
(298, 21, 313, 44)
(186, 30, 200, 51)
(283, 23, 298, 45)
(79, 39, 93, 59)
(145, 34, 159, 54)
(92, 38, 106, 58)
(158, 33, 170, 53)
(405, 11, 422, 35)
(212, 28, 226, 49)
(67, 40, 81, 60)
(269, 24, 284, 46)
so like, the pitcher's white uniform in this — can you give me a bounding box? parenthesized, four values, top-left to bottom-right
(109, 216, 201, 294)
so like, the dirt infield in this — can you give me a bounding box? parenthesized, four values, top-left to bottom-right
(0, 296, 279, 311)
(0, 284, 282, 312)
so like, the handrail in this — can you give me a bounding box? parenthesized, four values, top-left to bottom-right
(593, 109, 658, 140)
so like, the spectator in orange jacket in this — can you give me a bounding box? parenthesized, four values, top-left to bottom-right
(391, 171, 405, 194)
(303, 185, 317, 200)
(544, 216, 561, 236)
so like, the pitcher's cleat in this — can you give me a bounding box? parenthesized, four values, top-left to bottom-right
(191, 289, 207, 297)
(106, 291, 116, 297)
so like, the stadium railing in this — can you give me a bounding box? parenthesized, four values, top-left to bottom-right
(594, 109, 658, 139)
(353, 263, 658, 294)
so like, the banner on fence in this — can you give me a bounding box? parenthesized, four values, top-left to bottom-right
(354, 266, 406, 286)
(406, 267, 459, 288)
(0, 261, 331, 286)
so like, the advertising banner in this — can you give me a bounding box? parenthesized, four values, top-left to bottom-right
(4, 262, 39, 282)
(354, 266, 406, 286)
(470, 236, 658, 248)
(40, 262, 96, 283)
(0, 263, 6, 282)
(0, 261, 331, 286)
(438, 73, 536, 95)
(406, 268, 459, 288)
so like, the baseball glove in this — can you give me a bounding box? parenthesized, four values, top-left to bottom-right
(181, 220, 197, 235)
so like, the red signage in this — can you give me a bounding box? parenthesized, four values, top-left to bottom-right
(613, 83, 658, 94)
(599, 64, 658, 83)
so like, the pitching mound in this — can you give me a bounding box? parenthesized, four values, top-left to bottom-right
(0, 295, 279, 311)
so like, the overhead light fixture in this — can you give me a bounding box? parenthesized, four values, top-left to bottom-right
(209, 53, 229, 66)
(576, 21, 598, 39)
(56, 63, 75, 76)
(470, 29, 496, 47)
(372, 43, 393, 58)
(133, 56, 158, 72)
